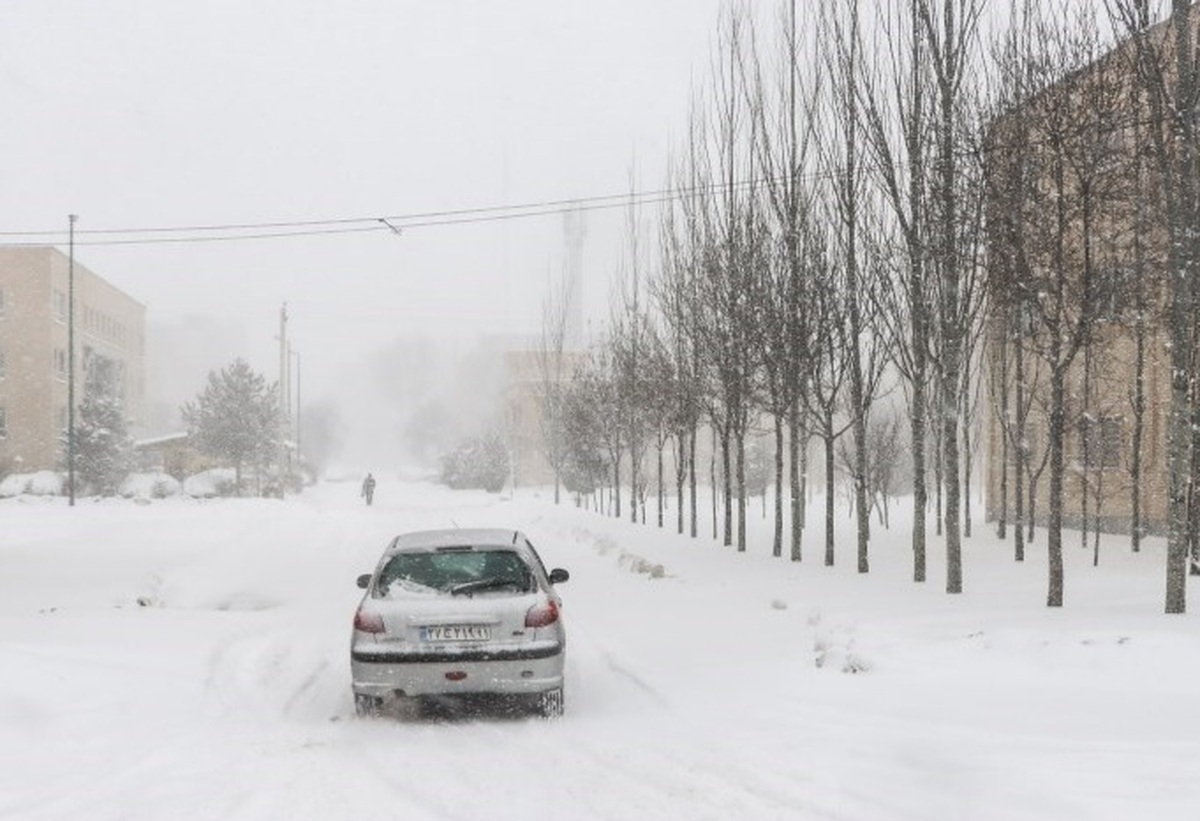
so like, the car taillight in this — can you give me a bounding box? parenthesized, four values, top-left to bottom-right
(354, 608, 385, 634)
(525, 599, 559, 628)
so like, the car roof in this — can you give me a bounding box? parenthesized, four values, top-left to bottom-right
(386, 528, 528, 555)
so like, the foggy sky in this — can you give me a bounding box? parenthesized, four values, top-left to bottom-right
(0, 0, 725, 466)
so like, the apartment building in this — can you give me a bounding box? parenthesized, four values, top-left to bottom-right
(0, 246, 146, 476)
(983, 18, 1182, 537)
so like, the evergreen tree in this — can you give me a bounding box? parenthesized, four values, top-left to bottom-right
(73, 389, 133, 496)
(181, 359, 279, 493)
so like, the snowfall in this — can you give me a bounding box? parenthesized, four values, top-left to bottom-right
(1, 476, 1198, 821)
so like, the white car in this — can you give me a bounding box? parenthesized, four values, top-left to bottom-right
(350, 528, 569, 718)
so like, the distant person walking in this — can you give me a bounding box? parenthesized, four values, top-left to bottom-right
(361, 472, 376, 506)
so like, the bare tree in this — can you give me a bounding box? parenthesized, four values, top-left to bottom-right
(918, 0, 987, 594)
(860, 0, 934, 581)
(609, 186, 658, 525)
(803, 238, 853, 566)
(817, 0, 875, 573)
(692, 3, 760, 551)
(536, 277, 574, 504)
(753, 0, 822, 561)
(654, 175, 704, 536)
(986, 0, 1048, 564)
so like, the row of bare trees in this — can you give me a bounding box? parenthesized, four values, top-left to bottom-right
(534, 0, 1199, 613)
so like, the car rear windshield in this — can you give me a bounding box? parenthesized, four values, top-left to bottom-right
(377, 549, 533, 597)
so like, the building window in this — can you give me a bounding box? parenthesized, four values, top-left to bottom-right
(54, 289, 68, 323)
(54, 348, 67, 381)
(0, 407, 7, 439)
(1080, 415, 1123, 470)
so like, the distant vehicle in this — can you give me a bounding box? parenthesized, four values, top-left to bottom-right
(350, 528, 569, 719)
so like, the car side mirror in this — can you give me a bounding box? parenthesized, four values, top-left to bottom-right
(357, 574, 372, 589)
(548, 568, 570, 585)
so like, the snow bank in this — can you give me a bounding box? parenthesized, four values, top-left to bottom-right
(183, 468, 238, 498)
(119, 472, 183, 500)
(0, 471, 63, 498)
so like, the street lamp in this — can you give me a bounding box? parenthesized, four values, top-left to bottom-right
(67, 214, 77, 506)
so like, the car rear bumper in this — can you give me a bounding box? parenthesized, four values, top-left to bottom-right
(351, 641, 564, 698)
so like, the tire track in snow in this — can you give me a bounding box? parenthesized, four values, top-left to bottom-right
(540, 727, 847, 821)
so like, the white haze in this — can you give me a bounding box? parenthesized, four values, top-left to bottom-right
(0, 0, 727, 468)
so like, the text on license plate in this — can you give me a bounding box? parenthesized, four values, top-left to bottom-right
(422, 625, 492, 642)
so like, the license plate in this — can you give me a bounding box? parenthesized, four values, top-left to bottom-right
(421, 625, 491, 642)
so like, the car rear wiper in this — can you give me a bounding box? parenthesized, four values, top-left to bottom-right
(449, 577, 527, 596)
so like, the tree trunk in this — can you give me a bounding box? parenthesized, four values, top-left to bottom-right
(722, 427, 733, 547)
(962, 363, 974, 540)
(711, 425, 719, 540)
(1081, 347, 1092, 553)
(1165, 0, 1196, 614)
(1047, 365, 1066, 608)
(773, 415, 785, 557)
(824, 415, 836, 566)
(676, 433, 687, 535)
(936, 0, 963, 595)
(613, 443, 622, 520)
(913, 369, 928, 581)
(934, 416, 944, 536)
(789, 400, 804, 562)
(657, 442, 665, 529)
(1014, 332, 1027, 562)
(997, 326, 1009, 541)
(1132, 244, 1147, 554)
(736, 429, 747, 552)
(690, 425, 698, 538)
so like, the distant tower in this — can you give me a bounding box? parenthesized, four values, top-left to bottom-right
(562, 203, 587, 348)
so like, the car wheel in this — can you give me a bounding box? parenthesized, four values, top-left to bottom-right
(535, 687, 564, 719)
(354, 693, 382, 718)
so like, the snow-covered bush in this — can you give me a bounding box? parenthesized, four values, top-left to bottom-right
(438, 428, 509, 493)
(183, 468, 238, 498)
(0, 474, 25, 498)
(0, 471, 65, 498)
(119, 472, 183, 500)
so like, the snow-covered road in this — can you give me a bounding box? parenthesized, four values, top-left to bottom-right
(2, 478, 1198, 820)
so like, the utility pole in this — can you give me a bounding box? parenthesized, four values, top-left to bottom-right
(277, 303, 288, 498)
(67, 214, 78, 506)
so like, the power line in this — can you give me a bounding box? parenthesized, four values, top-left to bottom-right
(0, 178, 771, 247)
(47, 225, 389, 246)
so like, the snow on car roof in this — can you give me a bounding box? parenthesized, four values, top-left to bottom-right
(387, 528, 525, 553)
